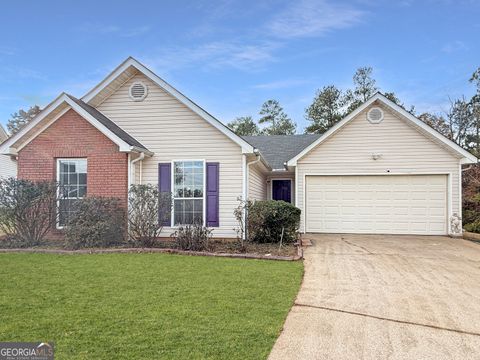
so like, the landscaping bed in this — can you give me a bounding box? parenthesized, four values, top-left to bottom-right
(0, 252, 303, 359)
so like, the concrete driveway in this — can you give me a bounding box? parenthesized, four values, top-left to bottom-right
(269, 234, 480, 360)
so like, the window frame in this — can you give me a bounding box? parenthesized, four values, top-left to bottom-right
(171, 159, 206, 228)
(270, 178, 293, 203)
(56, 158, 88, 229)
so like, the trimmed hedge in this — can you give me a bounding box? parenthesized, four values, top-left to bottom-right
(247, 200, 300, 244)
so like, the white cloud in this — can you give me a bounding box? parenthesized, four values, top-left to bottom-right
(441, 40, 468, 53)
(267, 0, 366, 39)
(145, 41, 280, 72)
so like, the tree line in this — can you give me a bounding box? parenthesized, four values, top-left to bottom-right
(3, 67, 480, 158)
(227, 66, 480, 158)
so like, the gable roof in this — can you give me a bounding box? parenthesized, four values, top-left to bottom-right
(287, 92, 478, 166)
(0, 124, 8, 143)
(82, 57, 254, 154)
(243, 134, 321, 170)
(0, 93, 152, 155)
(66, 95, 149, 152)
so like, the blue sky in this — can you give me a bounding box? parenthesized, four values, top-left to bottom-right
(0, 0, 479, 132)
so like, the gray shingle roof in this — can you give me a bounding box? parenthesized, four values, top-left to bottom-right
(242, 134, 321, 170)
(66, 94, 150, 152)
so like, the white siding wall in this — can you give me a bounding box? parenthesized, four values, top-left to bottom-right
(248, 163, 267, 201)
(98, 74, 243, 237)
(296, 104, 462, 233)
(0, 154, 16, 178)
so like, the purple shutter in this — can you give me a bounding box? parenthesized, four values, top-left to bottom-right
(206, 162, 219, 227)
(158, 163, 171, 226)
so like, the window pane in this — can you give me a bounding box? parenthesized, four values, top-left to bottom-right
(57, 159, 87, 227)
(59, 198, 80, 227)
(79, 173, 87, 186)
(173, 161, 204, 225)
(69, 173, 78, 185)
(78, 185, 87, 198)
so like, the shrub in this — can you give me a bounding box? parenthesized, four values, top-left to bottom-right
(65, 197, 126, 249)
(462, 165, 480, 233)
(172, 223, 212, 251)
(247, 200, 300, 244)
(0, 178, 58, 247)
(128, 184, 172, 247)
(464, 220, 480, 233)
(463, 193, 480, 233)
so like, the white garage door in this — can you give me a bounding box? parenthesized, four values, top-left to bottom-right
(305, 175, 448, 235)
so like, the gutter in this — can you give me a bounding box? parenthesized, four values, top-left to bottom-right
(130, 152, 145, 185)
(130, 146, 154, 157)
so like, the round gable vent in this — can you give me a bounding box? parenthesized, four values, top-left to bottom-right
(367, 107, 384, 124)
(129, 82, 148, 101)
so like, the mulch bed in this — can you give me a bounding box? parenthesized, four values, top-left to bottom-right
(0, 238, 302, 261)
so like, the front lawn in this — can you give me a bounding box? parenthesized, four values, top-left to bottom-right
(0, 253, 302, 359)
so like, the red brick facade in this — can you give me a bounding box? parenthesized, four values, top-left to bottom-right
(18, 109, 128, 204)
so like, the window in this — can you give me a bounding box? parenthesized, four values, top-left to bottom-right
(57, 159, 87, 227)
(173, 161, 204, 225)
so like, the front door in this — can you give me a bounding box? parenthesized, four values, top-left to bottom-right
(272, 180, 292, 203)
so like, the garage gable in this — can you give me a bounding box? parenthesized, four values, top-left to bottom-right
(288, 93, 477, 166)
(298, 102, 460, 167)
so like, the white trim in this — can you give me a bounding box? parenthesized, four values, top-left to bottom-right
(270, 178, 293, 204)
(242, 154, 247, 240)
(127, 153, 132, 191)
(294, 166, 298, 208)
(246, 154, 263, 200)
(0, 93, 67, 154)
(458, 162, 463, 222)
(56, 158, 88, 229)
(302, 172, 452, 236)
(170, 159, 206, 228)
(0, 123, 8, 141)
(16, 107, 71, 153)
(0, 93, 149, 155)
(82, 57, 255, 154)
(287, 93, 478, 166)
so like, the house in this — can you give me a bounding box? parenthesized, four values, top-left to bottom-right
(0, 57, 476, 237)
(0, 124, 17, 178)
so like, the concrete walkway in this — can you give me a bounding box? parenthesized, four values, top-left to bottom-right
(269, 234, 480, 359)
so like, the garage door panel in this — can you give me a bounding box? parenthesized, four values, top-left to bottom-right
(306, 175, 447, 235)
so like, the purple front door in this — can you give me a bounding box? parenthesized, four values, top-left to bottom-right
(272, 180, 291, 203)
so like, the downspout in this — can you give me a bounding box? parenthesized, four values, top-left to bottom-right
(246, 149, 262, 199)
(244, 149, 261, 240)
(130, 152, 145, 186)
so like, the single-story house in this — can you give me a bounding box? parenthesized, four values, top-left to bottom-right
(0, 124, 17, 178)
(0, 57, 477, 237)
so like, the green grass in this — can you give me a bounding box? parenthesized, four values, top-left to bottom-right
(0, 253, 303, 359)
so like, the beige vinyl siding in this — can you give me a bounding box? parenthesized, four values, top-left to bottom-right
(296, 104, 462, 233)
(248, 163, 267, 201)
(98, 74, 243, 237)
(0, 154, 16, 178)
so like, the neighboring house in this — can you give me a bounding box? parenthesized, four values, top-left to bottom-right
(0, 57, 477, 237)
(0, 124, 17, 178)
